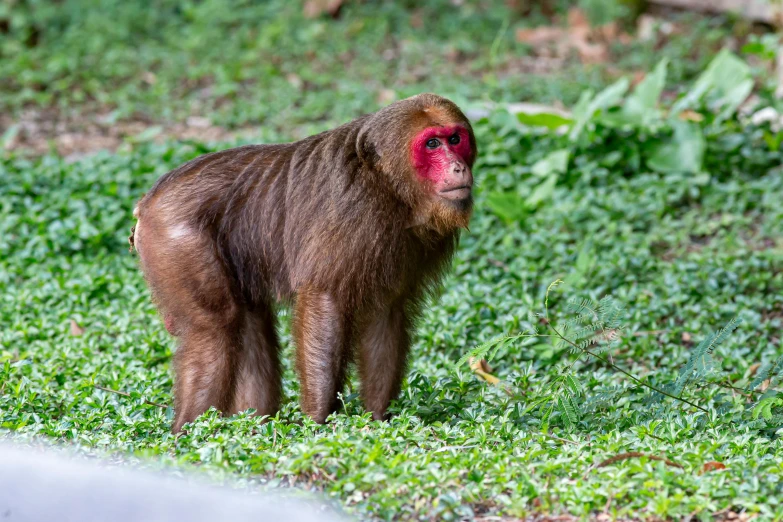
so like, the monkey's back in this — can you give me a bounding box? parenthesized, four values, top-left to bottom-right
(136, 119, 455, 310)
(136, 143, 296, 305)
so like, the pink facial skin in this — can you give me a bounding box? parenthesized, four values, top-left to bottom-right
(410, 125, 473, 202)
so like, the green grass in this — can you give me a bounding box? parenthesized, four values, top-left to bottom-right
(2, 1, 783, 520)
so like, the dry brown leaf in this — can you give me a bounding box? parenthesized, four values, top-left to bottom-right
(515, 26, 564, 45)
(679, 110, 705, 122)
(70, 319, 85, 336)
(286, 73, 304, 90)
(702, 461, 727, 473)
(303, 0, 343, 19)
(468, 357, 500, 385)
(749, 362, 761, 376)
(592, 21, 618, 42)
(618, 32, 633, 45)
(566, 7, 591, 38)
(574, 40, 608, 64)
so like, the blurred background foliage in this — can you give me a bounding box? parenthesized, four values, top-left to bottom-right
(2, 0, 779, 144)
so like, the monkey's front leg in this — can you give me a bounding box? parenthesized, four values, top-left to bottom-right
(357, 300, 411, 421)
(293, 289, 351, 423)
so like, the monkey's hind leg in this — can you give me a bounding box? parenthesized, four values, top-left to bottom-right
(134, 207, 243, 433)
(229, 305, 282, 420)
(173, 323, 240, 432)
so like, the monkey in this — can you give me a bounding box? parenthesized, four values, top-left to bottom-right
(131, 93, 476, 433)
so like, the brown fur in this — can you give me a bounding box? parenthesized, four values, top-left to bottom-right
(132, 93, 476, 432)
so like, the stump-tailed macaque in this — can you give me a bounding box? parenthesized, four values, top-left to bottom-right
(131, 94, 476, 432)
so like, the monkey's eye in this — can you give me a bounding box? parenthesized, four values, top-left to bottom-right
(425, 138, 440, 149)
(448, 134, 461, 145)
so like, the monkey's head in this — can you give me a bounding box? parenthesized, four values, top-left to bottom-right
(360, 93, 477, 234)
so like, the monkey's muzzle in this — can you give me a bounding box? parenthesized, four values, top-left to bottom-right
(439, 184, 472, 201)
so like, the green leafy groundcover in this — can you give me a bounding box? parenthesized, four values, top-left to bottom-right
(2, 90, 783, 519)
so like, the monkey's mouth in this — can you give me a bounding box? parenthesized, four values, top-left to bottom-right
(438, 185, 472, 201)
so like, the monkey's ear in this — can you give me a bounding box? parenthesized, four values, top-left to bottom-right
(356, 129, 381, 168)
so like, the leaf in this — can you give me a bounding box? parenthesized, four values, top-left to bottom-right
(564, 375, 583, 397)
(516, 111, 573, 129)
(671, 49, 751, 116)
(749, 355, 783, 392)
(622, 58, 668, 128)
(129, 126, 162, 143)
(1, 124, 19, 150)
(525, 174, 557, 207)
(457, 334, 522, 368)
(570, 78, 630, 141)
(70, 319, 85, 336)
(558, 396, 578, 427)
(674, 318, 741, 396)
(715, 79, 753, 123)
(702, 461, 727, 473)
(469, 358, 500, 385)
(563, 241, 595, 287)
(647, 121, 705, 174)
(752, 397, 783, 421)
(531, 149, 570, 177)
(486, 191, 529, 224)
(303, 0, 343, 18)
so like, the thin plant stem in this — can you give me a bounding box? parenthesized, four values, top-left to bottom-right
(547, 324, 709, 413)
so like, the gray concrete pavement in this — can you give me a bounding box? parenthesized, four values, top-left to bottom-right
(0, 442, 348, 522)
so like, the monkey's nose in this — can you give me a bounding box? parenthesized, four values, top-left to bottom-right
(451, 163, 472, 187)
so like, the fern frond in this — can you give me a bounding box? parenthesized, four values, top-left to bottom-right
(582, 386, 624, 412)
(673, 317, 741, 395)
(564, 375, 583, 397)
(577, 337, 599, 351)
(565, 298, 600, 323)
(558, 395, 579, 427)
(456, 334, 512, 368)
(752, 394, 783, 420)
(597, 296, 624, 329)
(568, 323, 605, 342)
(749, 354, 783, 391)
(589, 343, 614, 355)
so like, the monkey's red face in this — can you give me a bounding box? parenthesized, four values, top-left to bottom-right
(410, 125, 473, 204)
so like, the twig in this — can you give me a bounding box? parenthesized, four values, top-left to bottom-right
(641, 432, 667, 443)
(713, 380, 758, 398)
(583, 451, 683, 479)
(94, 384, 168, 409)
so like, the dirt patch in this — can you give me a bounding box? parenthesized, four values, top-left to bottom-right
(1, 108, 256, 160)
